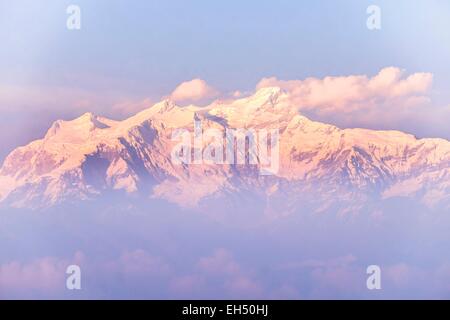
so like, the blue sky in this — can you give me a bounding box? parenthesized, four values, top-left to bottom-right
(1, 0, 450, 96)
(1, 0, 450, 159)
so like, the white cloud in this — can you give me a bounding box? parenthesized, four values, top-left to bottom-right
(170, 79, 219, 104)
(197, 248, 241, 275)
(257, 67, 433, 115)
(0, 252, 84, 298)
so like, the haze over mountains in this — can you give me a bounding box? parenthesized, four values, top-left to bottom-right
(0, 87, 449, 215)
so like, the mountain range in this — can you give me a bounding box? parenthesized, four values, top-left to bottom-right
(0, 87, 449, 216)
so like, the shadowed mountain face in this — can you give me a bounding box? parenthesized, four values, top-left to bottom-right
(0, 87, 449, 216)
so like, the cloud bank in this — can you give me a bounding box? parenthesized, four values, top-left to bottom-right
(257, 67, 433, 114)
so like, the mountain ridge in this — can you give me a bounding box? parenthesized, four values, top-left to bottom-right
(0, 87, 449, 213)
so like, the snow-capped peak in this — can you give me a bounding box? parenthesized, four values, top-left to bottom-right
(0, 92, 449, 211)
